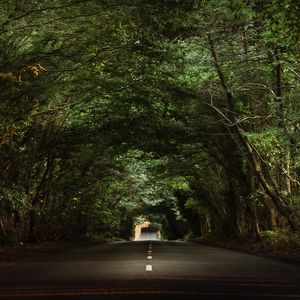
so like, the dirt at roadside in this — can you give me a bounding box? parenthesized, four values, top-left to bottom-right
(190, 238, 300, 265)
(0, 239, 114, 265)
(0, 242, 70, 265)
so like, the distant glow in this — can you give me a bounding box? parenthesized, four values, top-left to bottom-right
(134, 217, 161, 241)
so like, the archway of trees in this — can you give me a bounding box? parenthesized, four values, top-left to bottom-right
(1, 0, 300, 244)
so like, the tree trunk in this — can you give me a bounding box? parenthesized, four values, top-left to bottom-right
(261, 195, 277, 230)
(227, 180, 243, 239)
(28, 211, 37, 243)
(0, 219, 7, 240)
(28, 150, 54, 242)
(274, 50, 291, 194)
(247, 164, 261, 239)
(207, 33, 300, 231)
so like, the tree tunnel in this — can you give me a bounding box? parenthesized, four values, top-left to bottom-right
(1, 0, 300, 246)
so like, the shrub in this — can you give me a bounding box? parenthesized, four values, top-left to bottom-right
(261, 229, 300, 251)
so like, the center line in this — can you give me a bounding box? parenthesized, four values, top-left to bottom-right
(146, 265, 152, 271)
(147, 255, 152, 260)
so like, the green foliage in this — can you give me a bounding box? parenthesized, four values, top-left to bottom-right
(185, 197, 210, 216)
(0, 185, 27, 215)
(244, 127, 283, 165)
(1, 0, 300, 244)
(261, 229, 300, 250)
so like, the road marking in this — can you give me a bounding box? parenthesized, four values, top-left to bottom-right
(146, 264, 152, 271)
(146, 242, 153, 272)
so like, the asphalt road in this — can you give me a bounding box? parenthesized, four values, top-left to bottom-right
(0, 240, 299, 299)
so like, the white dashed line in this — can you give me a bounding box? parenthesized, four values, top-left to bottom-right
(146, 265, 152, 271)
(146, 242, 153, 272)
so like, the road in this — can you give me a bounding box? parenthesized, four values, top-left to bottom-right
(0, 240, 299, 299)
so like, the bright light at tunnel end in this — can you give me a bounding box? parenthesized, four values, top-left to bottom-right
(134, 221, 160, 241)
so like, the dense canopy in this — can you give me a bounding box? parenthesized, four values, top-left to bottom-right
(1, 0, 300, 244)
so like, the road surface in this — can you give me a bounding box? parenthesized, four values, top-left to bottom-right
(0, 240, 299, 299)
